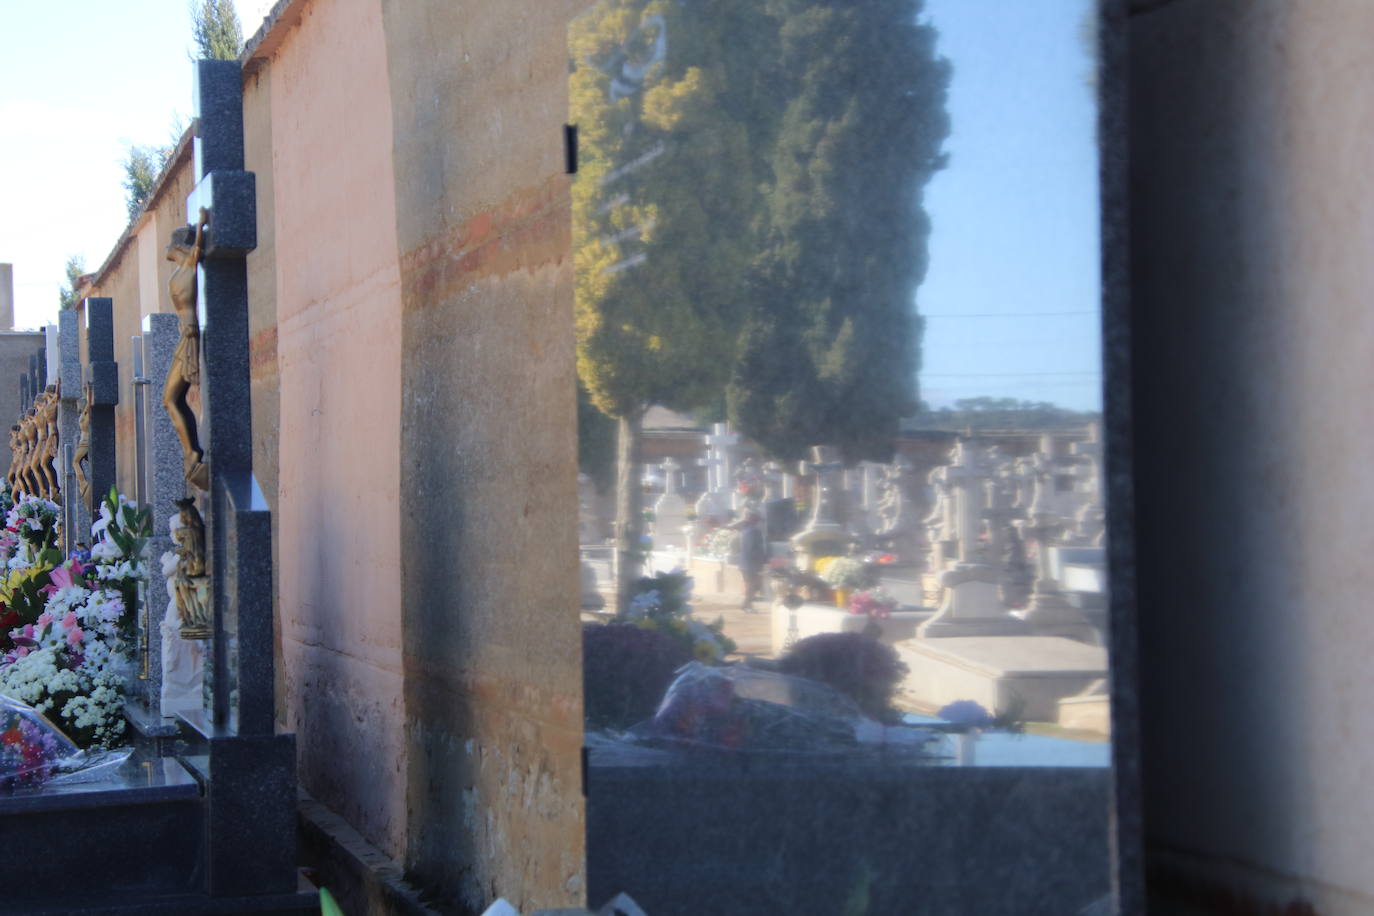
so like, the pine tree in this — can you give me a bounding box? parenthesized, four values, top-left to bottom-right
(571, 0, 770, 610)
(122, 145, 172, 221)
(58, 256, 86, 310)
(728, 0, 950, 464)
(191, 0, 243, 61)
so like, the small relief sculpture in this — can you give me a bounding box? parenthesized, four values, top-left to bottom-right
(172, 497, 212, 640)
(6, 425, 20, 495)
(38, 386, 59, 502)
(20, 409, 40, 499)
(72, 387, 91, 507)
(164, 208, 211, 492)
(35, 387, 59, 502)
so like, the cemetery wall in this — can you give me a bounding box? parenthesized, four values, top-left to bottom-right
(0, 331, 47, 424)
(83, 138, 198, 505)
(379, 0, 587, 910)
(249, 0, 410, 872)
(241, 62, 286, 726)
(1132, 1, 1374, 912)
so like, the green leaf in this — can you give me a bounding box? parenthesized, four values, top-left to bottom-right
(319, 887, 346, 916)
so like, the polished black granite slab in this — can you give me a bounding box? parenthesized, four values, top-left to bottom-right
(0, 754, 199, 814)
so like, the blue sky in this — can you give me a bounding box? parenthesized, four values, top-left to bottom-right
(920, 0, 1101, 411)
(0, 0, 274, 331)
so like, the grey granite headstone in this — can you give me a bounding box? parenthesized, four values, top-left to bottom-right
(44, 324, 58, 388)
(27, 354, 37, 408)
(19, 373, 28, 411)
(34, 347, 46, 392)
(138, 313, 188, 716)
(83, 298, 118, 514)
(57, 310, 89, 542)
(182, 57, 296, 897)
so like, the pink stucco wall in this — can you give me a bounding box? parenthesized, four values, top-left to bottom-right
(266, 0, 406, 860)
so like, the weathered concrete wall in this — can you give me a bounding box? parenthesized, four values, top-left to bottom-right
(1133, 1, 1374, 912)
(242, 56, 285, 727)
(380, 0, 586, 910)
(265, 0, 409, 868)
(0, 331, 49, 427)
(84, 138, 198, 510)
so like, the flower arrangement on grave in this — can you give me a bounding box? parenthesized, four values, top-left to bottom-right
(848, 587, 898, 619)
(0, 494, 64, 652)
(816, 555, 873, 591)
(625, 569, 735, 663)
(701, 526, 737, 560)
(0, 488, 150, 749)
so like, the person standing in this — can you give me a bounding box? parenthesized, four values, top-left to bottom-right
(736, 508, 766, 612)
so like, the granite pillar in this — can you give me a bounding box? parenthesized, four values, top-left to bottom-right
(57, 310, 88, 545)
(183, 58, 297, 897)
(84, 298, 119, 515)
(141, 312, 204, 719)
(44, 325, 58, 390)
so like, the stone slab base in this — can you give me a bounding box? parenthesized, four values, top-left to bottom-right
(895, 636, 1108, 721)
(771, 602, 933, 656)
(1058, 694, 1112, 736)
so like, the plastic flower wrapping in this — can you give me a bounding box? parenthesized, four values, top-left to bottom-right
(629, 662, 936, 757)
(0, 489, 149, 750)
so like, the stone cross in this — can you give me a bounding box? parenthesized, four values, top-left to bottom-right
(704, 422, 738, 493)
(660, 456, 681, 495)
(84, 298, 119, 514)
(931, 441, 993, 565)
(57, 310, 87, 543)
(183, 59, 295, 896)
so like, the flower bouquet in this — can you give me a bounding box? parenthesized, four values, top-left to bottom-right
(848, 587, 898, 619)
(817, 555, 872, 590)
(0, 488, 150, 749)
(625, 569, 735, 662)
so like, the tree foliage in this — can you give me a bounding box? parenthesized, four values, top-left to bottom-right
(727, 0, 950, 465)
(570, 1, 950, 607)
(58, 256, 86, 311)
(122, 145, 172, 221)
(191, 0, 243, 61)
(571, 1, 767, 421)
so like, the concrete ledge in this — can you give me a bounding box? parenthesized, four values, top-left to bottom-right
(771, 602, 934, 655)
(298, 790, 441, 916)
(896, 636, 1108, 720)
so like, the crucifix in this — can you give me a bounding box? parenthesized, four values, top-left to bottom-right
(176, 59, 297, 898)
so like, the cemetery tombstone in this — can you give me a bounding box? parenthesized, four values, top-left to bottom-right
(145, 312, 205, 717)
(175, 58, 299, 898)
(83, 298, 119, 513)
(57, 309, 87, 544)
(917, 440, 1030, 637)
(651, 456, 690, 550)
